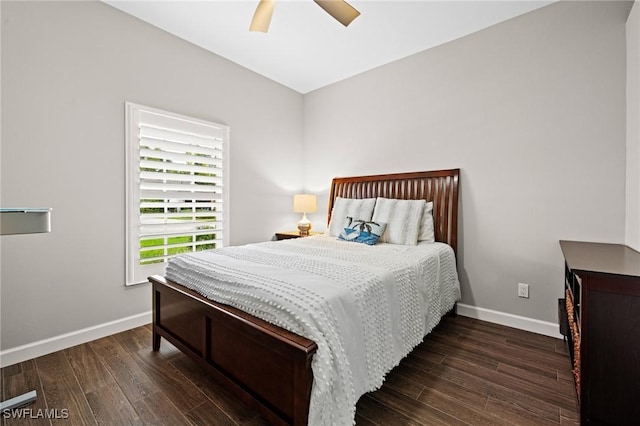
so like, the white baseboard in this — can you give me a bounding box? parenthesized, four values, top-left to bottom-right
(457, 303, 564, 339)
(0, 305, 561, 367)
(0, 311, 152, 368)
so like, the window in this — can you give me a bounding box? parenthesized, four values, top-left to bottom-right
(125, 103, 229, 286)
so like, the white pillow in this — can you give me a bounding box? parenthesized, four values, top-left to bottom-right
(418, 201, 435, 243)
(372, 198, 425, 245)
(327, 197, 376, 237)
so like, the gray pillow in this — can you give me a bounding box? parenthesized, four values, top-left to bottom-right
(418, 201, 435, 242)
(372, 198, 425, 245)
(327, 197, 376, 237)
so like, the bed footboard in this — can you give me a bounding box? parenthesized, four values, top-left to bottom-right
(150, 275, 317, 426)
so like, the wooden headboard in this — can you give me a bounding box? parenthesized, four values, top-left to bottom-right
(328, 169, 460, 254)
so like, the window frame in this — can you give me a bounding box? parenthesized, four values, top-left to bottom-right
(125, 102, 230, 286)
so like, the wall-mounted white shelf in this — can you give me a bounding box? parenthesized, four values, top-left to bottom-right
(0, 208, 52, 235)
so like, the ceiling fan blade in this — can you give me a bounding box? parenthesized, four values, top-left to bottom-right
(313, 0, 360, 27)
(249, 0, 275, 33)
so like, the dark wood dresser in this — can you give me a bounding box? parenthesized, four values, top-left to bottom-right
(559, 240, 640, 425)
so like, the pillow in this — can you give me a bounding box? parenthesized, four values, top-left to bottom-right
(338, 217, 387, 245)
(327, 197, 376, 237)
(418, 201, 435, 242)
(372, 198, 425, 245)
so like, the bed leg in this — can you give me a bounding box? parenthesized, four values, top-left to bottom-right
(448, 302, 458, 317)
(153, 330, 161, 351)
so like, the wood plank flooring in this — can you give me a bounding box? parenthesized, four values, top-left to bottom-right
(1, 315, 578, 425)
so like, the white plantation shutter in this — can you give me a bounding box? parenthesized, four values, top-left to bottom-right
(126, 103, 229, 286)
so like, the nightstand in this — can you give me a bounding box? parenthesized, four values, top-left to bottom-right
(275, 231, 322, 240)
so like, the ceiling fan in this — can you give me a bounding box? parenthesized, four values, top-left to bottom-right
(249, 0, 360, 33)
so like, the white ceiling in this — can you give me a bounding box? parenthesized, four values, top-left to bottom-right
(104, 0, 553, 94)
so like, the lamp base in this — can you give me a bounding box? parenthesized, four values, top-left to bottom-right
(297, 213, 312, 236)
(297, 223, 311, 236)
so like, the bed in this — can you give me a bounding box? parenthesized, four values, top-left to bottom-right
(149, 168, 460, 425)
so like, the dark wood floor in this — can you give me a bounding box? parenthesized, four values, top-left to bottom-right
(1, 315, 578, 425)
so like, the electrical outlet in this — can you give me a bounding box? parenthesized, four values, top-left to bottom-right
(518, 283, 529, 298)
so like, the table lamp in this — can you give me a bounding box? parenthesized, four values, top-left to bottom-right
(0, 208, 52, 413)
(293, 194, 317, 236)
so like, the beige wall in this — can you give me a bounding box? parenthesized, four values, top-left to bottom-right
(0, 1, 304, 351)
(1, 0, 634, 356)
(303, 1, 630, 324)
(627, 1, 640, 251)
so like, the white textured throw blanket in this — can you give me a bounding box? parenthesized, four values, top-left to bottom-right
(166, 235, 460, 425)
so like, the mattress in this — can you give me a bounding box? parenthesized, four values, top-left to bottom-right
(166, 234, 460, 425)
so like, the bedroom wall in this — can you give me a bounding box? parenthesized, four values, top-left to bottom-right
(0, 1, 304, 353)
(627, 1, 640, 251)
(303, 1, 630, 325)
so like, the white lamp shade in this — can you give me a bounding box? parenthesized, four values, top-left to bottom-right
(293, 194, 317, 214)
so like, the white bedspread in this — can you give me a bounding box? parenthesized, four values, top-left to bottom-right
(166, 235, 460, 426)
